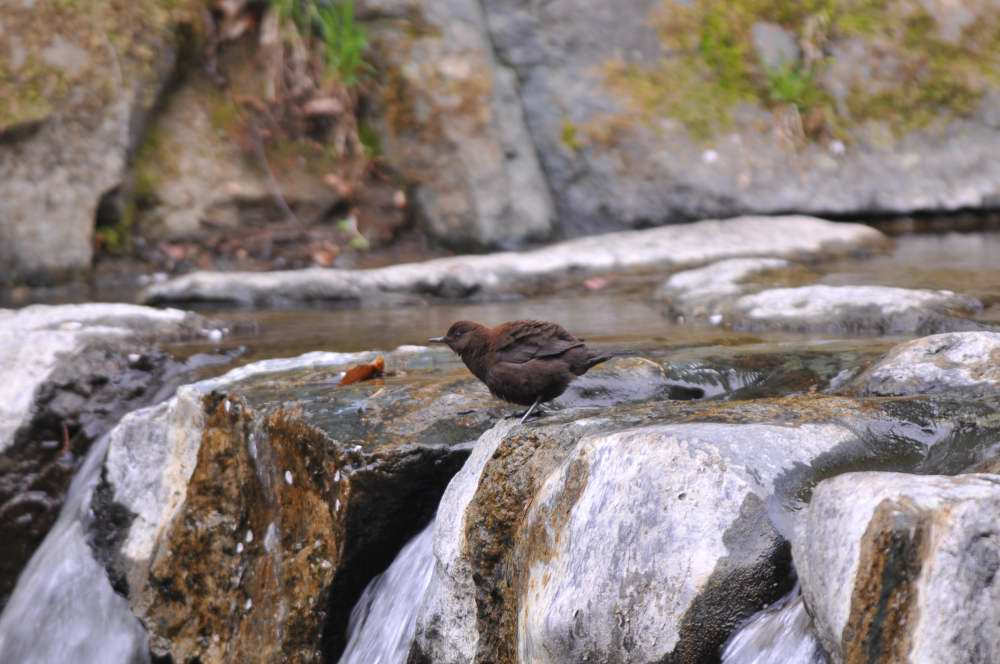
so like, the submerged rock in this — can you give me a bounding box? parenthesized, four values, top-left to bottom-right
(142, 216, 886, 306)
(854, 331, 1000, 397)
(793, 472, 1000, 664)
(0, 303, 210, 608)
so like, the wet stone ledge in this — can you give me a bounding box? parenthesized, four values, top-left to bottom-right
(0, 303, 214, 610)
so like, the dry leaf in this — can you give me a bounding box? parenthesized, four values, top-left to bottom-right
(339, 355, 385, 386)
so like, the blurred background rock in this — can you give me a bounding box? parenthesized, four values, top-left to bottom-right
(2, 0, 1000, 287)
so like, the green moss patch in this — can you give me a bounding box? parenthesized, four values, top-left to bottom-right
(0, 0, 200, 131)
(605, 0, 1000, 141)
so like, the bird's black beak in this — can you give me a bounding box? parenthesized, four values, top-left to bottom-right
(427, 336, 446, 344)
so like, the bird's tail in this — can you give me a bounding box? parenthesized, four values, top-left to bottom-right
(585, 349, 641, 371)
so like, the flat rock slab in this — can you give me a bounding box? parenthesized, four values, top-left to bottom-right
(732, 285, 983, 335)
(854, 331, 1000, 397)
(793, 472, 1000, 664)
(141, 216, 886, 306)
(658, 259, 985, 336)
(656, 257, 802, 321)
(0, 303, 208, 451)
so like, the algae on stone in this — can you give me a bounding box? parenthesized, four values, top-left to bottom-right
(604, 0, 1000, 141)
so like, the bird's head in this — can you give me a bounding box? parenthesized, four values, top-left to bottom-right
(428, 320, 486, 355)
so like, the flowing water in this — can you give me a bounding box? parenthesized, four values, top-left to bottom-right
(0, 432, 149, 664)
(338, 523, 436, 664)
(722, 586, 826, 664)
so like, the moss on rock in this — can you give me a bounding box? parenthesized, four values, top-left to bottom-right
(0, 0, 200, 132)
(605, 0, 1000, 141)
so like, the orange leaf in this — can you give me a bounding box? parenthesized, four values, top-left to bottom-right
(339, 355, 385, 386)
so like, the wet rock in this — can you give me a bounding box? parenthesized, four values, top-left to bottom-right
(142, 215, 886, 306)
(730, 285, 983, 335)
(93, 348, 503, 663)
(410, 393, 1000, 663)
(664, 342, 884, 399)
(793, 472, 1000, 664)
(0, 303, 209, 608)
(656, 257, 801, 319)
(854, 331, 1000, 397)
(0, 2, 199, 284)
(366, 0, 555, 250)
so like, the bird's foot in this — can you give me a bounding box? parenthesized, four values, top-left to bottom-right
(518, 397, 544, 424)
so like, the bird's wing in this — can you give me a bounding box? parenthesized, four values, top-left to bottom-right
(493, 320, 584, 364)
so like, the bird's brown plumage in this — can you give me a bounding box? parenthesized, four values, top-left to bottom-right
(429, 319, 618, 407)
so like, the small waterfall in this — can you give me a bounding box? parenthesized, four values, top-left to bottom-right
(0, 433, 149, 664)
(721, 585, 826, 664)
(338, 522, 435, 664)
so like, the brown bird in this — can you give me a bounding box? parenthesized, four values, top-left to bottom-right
(428, 319, 624, 423)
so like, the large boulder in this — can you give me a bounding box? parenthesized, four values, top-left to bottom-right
(0, 303, 211, 608)
(793, 472, 1000, 664)
(141, 215, 886, 306)
(92, 347, 502, 663)
(478, 0, 1000, 234)
(854, 331, 1000, 397)
(410, 394, 1000, 663)
(365, 0, 555, 250)
(0, 1, 198, 284)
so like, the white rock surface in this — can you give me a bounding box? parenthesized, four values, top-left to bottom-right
(414, 412, 870, 663)
(733, 285, 982, 334)
(142, 216, 885, 305)
(0, 304, 203, 452)
(656, 257, 795, 317)
(516, 421, 855, 663)
(793, 472, 1000, 664)
(856, 331, 1000, 397)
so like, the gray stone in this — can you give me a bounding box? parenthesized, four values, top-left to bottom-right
(793, 472, 1000, 664)
(410, 391, 1000, 663)
(751, 22, 801, 70)
(412, 421, 517, 664)
(134, 59, 340, 240)
(476, 0, 1000, 234)
(410, 396, 895, 663)
(0, 3, 195, 284)
(855, 331, 1000, 397)
(141, 215, 885, 306)
(368, 0, 554, 250)
(731, 285, 983, 335)
(96, 347, 503, 663)
(0, 302, 210, 609)
(515, 421, 851, 663)
(656, 257, 796, 319)
(0, 303, 207, 452)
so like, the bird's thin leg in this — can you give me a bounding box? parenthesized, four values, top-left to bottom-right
(519, 397, 542, 424)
